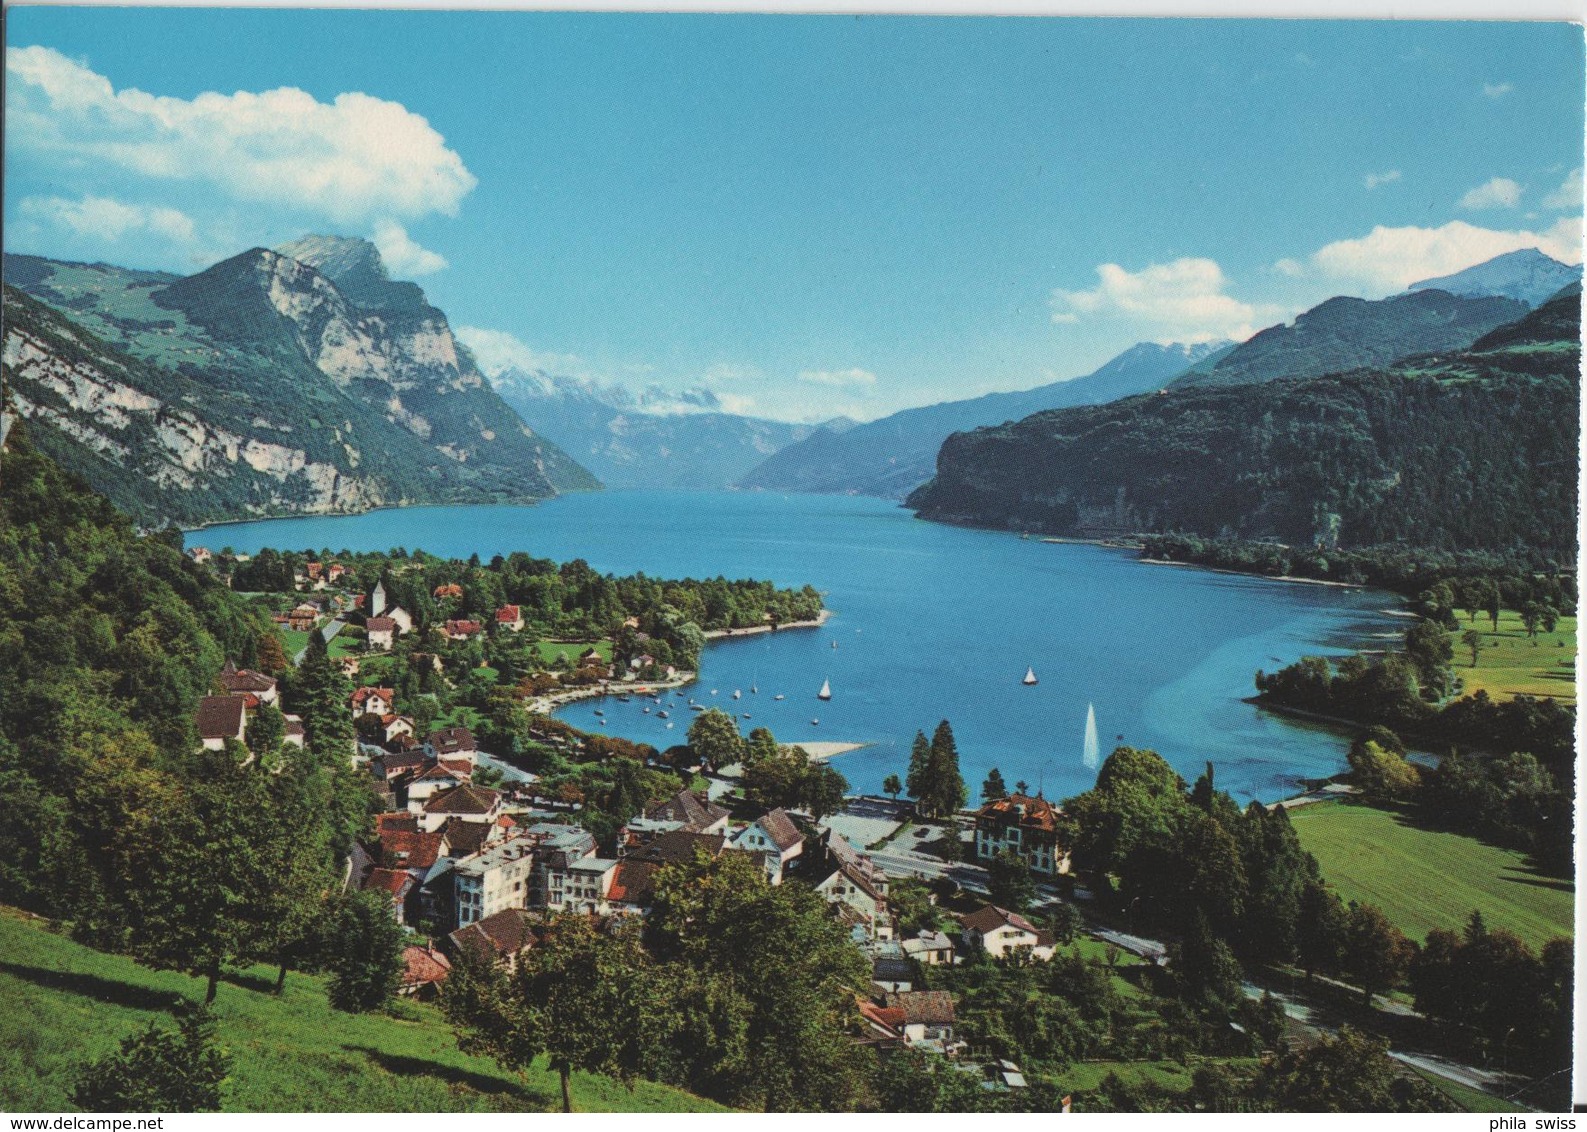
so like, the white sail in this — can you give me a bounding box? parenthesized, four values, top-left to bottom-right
(818, 678, 832, 700)
(1023, 666, 1038, 685)
(1083, 703, 1100, 770)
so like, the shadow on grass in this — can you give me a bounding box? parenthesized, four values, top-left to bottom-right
(1374, 802, 1574, 886)
(345, 1044, 555, 1107)
(0, 962, 186, 1012)
(220, 969, 278, 995)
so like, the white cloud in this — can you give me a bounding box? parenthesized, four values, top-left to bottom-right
(713, 392, 759, 416)
(1284, 218, 1583, 294)
(700, 363, 760, 385)
(797, 367, 878, 388)
(1363, 170, 1401, 190)
(19, 193, 197, 245)
(1483, 81, 1514, 99)
(454, 326, 584, 377)
(372, 221, 447, 277)
(1051, 258, 1270, 343)
(1458, 177, 1523, 211)
(6, 45, 476, 225)
(1543, 168, 1583, 211)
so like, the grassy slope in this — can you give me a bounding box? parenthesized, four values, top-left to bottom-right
(1447, 611, 1575, 702)
(1289, 801, 1573, 951)
(533, 640, 613, 665)
(0, 908, 725, 1114)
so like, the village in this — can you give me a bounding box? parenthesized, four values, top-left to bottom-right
(186, 546, 1088, 1093)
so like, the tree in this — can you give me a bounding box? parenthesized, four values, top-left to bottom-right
(1014, 779, 1030, 795)
(1254, 1026, 1451, 1112)
(1171, 912, 1244, 1025)
(981, 766, 1008, 803)
(326, 890, 406, 1013)
(1344, 902, 1414, 1006)
(687, 708, 744, 769)
(1346, 740, 1420, 801)
(245, 702, 286, 762)
(882, 773, 902, 802)
(71, 1005, 231, 1113)
(743, 727, 781, 770)
(986, 849, 1036, 913)
(800, 762, 849, 824)
(905, 731, 931, 801)
(914, 720, 967, 819)
(648, 851, 871, 1111)
(1462, 629, 1483, 667)
(1297, 880, 1348, 979)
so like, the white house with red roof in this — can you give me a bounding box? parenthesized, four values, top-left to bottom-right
(350, 686, 396, 717)
(495, 605, 524, 632)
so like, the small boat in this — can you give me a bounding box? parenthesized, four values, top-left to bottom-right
(1022, 666, 1038, 686)
(817, 678, 832, 701)
(658, 710, 669, 719)
(594, 709, 605, 716)
(732, 690, 741, 700)
(741, 713, 752, 720)
(831, 640, 838, 649)
(811, 718, 820, 726)
(642, 706, 651, 714)
(710, 689, 718, 696)
(616, 695, 631, 702)
(665, 722, 674, 729)
(774, 694, 785, 701)
(691, 704, 707, 712)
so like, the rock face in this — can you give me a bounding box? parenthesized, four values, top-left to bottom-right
(736, 340, 1231, 499)
(1409, 248, 1580, 309)
(2, 241, 599, 526)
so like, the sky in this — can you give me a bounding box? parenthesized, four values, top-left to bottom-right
(4, 11, 1584, 422)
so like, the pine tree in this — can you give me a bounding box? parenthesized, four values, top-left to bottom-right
(924, 720, 968, 819)
(982, 766, 1008, 803)
(905, 730, 931, 801)
(71, 1005, 230, 1113)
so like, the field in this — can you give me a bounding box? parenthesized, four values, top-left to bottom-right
(1447, 611, 1575, 702)
(0, 907, 725, 1114)
(280, 629, 312, 657)
(1289, 800, 1573, 951)
(534, 640, 611, 666)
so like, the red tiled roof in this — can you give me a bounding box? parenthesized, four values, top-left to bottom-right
(975, 792, 1063, 834)
(439, 758, 475, 779)
(433, 583, 464, 598)
(607, 859, 663, 906)
(364, 868, 414, 899)
(755, 808, 803, 852)
(960, 904, 1042, 937)
(429, 727, 477, 755)
(886, 990, 956, 1025)
(449, 909, 540, 958)
(402, 944, 451, 986)
(219, 667, 276, 694)
(628, 830, 726, 866)
(445, 619, 483, 636)
(496, 605, 521, 622)
(858, 999, 906, 1033)
(646, 789, 729, 831)
(375, 812, 420, 835)
(379, 830, 444, 870)
(351, 686, 396, 708)
(440, 818, 491, 857)
(366, 617, 396, 633)
(195, 695, 246, 740)
(423, 785, 501, 815)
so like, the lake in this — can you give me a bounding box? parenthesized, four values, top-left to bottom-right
(206, 491, 1403, 804)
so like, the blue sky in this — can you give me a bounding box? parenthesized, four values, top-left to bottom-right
(5, 11, 1583, 421)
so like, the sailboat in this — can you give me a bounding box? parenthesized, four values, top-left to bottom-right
(1022, 667, 1038, 686)
(732, 690, 741, 700)
(817, 678, 832, 701)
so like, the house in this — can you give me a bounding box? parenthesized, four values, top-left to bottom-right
(350, 686, 396, 717)
(731, 808, 804, 883)
(453, 837, 537, 928)
(872, 957, 915, 993)
(428, 726, 478, 762)
(884, 990, 958, 1052)
(958, 904, 1057, 961)
(327, 563, 347, 583)
(900, 929, 956, 967)
(433, 583, 464, 600)
(398, 943, 451, 998)
(495, 605, 524, 632)
(544, 854, 619, 914)
(605, 859, 664, 914)
(196, 695, 247, 751)
(306, 562, 324, 582)
(387, 606, 414, 635)
(188, 546, 213, 564)
(406, 762, 466, 809)
(641, 789, 731, 836)
(528, 822, 600, 909)
(445, 619, 484, 641)
(282, 713, 307, 749)
(336, 656, 362, 678)
(621, 829, 727, 871)
(219, 661, 279, 705)
(380, 714, 415, 744)
(288, 604, 320, 631)
(973, 793, 1070, 876)
(856, 999, 908, 1048)
(448, 908, 540, 971)
(809, 829, 892, 941)
(365, 617, 397, 649)
(363, 867, 418, 925)
(577, 648, 606, 668)
(417, 785, 504, 833)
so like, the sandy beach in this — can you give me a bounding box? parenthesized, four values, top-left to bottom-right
(798, 741, 865, 761)
(1138, 557, 1363, 589)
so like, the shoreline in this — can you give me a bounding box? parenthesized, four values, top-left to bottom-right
(1138, 557, 1364, 589)
(703, 608, 832, 640)
(799, 741, 866, 761)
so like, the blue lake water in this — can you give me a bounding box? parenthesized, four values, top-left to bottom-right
(206, 491, 1403, 804)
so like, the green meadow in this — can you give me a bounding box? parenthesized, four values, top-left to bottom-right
(1289, 800, 1572, 951)
(0, 908, 725, 1114)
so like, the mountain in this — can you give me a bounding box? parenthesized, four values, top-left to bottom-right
(907, 295, 1580, 556)
(2, 243, 598, 526)
(487, 364, 838, 489)
(1409, 248, 1580, 308)
(1171, 288, 1528, 389)
(736, 340, 1233, 499)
